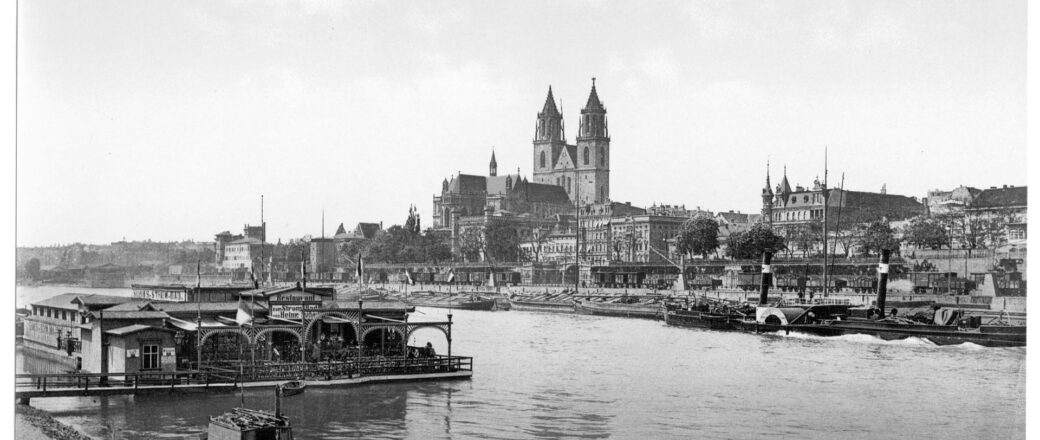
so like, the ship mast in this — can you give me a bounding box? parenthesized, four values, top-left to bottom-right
(822, 148, 828, 297)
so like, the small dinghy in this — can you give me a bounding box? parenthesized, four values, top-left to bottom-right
(281, 380, 306, 397)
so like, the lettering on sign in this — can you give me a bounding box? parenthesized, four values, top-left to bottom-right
(132, 288, 187, 302)
(269, 300, 323, 320)
(162, 347, 176, 357)
(126, 349, 140, 358)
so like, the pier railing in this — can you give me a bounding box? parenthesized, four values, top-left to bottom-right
(196, 355, 473, 382)
(15, 369, 219, 394)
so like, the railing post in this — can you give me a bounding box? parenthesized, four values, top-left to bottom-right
(43, 377, 47, 393)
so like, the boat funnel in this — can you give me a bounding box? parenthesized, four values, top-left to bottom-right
(759, 252, 773, 305)
(876, 249, 891, 317)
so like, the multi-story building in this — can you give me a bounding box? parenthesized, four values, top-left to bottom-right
(966, 185, 1028, 243)
(578, 202, 647, 265)
(646, 204, 713, 219)
(608, 215, 687, 263)
(761, 168, 925, 252)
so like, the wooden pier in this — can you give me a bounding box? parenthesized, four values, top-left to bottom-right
(16, 355, 473, 404)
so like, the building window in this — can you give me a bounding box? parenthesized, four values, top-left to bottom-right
(540, 151, 546, 168)
(142, 344, 161, 370)
(584, 147, 590, 165)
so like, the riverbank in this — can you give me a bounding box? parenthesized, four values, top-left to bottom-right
(15, 404, 92, 440)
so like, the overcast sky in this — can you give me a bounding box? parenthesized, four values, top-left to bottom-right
(16, 0, 1026, 246)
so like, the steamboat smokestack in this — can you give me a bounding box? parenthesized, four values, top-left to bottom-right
(876, 248, 891, 318)
(759, 251, 773, 305)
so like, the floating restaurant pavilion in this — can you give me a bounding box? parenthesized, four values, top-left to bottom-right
(24, 285, 463, 380)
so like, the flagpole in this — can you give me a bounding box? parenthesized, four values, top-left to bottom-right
(196, 259, 202, 371)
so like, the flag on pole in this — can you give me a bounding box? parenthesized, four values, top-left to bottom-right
(235, 297, 253, 326)
(196, 260, 202, 290)
(447, 270, 455, 283)
(301, 259, 307, 291)
(248, 268, 259, 289)
(405, 271, 414, 285)
(488, 271, 495, 288)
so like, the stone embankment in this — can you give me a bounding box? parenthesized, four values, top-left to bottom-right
(15, 404, 92, 440)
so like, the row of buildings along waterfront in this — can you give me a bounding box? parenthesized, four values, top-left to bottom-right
(17, 81, 1027, 287)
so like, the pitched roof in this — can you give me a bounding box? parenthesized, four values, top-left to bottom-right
(514, 179, 571, 204)
(540, 86, 561, 117)
(778, 175, 792, 194)
(486, 174, 521, 195)
(32, 293, 85, 310)
(584, 83, 604, 111)
(489, 150, 497, 167)
(356, 222, 382, 239)
(105, 324, 176, 336)
(100, 310, 170, 320)
(105, 300, 156, 312)
(335, 223, 347, 235)
(72, 294, 133, 307)
(716, 212, 751, 224)
(447, 174, 487, 194)
(972, 186, 1027, 209)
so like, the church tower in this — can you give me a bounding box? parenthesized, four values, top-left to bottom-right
(489, 149, 498, 177)
(532, 86, 566, 187)
(575, 78, 610, 205)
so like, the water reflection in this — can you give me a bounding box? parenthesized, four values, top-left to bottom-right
(19, 302, 1027, 440)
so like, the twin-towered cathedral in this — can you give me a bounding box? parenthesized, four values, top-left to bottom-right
(432, 80, 612, 229)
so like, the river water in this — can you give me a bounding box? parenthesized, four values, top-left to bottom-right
(18, 287, 1026, 439)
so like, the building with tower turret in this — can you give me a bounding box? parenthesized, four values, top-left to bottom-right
(760, 164, 925, 254)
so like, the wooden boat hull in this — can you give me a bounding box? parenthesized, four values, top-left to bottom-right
(574, 301, 662, 320)
(509, 300, 575, 314)
(281, 381, 306, 397)
(411, 299, 498, 311)
(664, 309, 738, 330)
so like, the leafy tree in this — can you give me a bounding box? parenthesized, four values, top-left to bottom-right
(784, 220, 823, 258)
(902, 217, 950, 250)
(676, 218, 720, 259)
(456, 227, 485, 263)
(524, 227, 552, 263)
(725, 223, 786, 260)
(24, 257, 41, 281)
(484, 222, 521, 263)
(856, 220, 900, 256)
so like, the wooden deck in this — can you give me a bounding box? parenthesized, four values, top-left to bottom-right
(16, 356, 473, 403)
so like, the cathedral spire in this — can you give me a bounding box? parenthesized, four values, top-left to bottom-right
(578, 77, 608, 140)
(489, 147, 497, 176)
(584, 77, 604, 111)
(542, 86, 560, 117)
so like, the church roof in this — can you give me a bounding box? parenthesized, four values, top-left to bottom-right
(447, 174, 487, 194)
(514, 179, 571, 204)
(540, 86, 561, 117)
(584, 82, 604, 111)
(335, 223, 346, 235)
(490, 150, 497, 167)
(486, 174, 521, 195)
